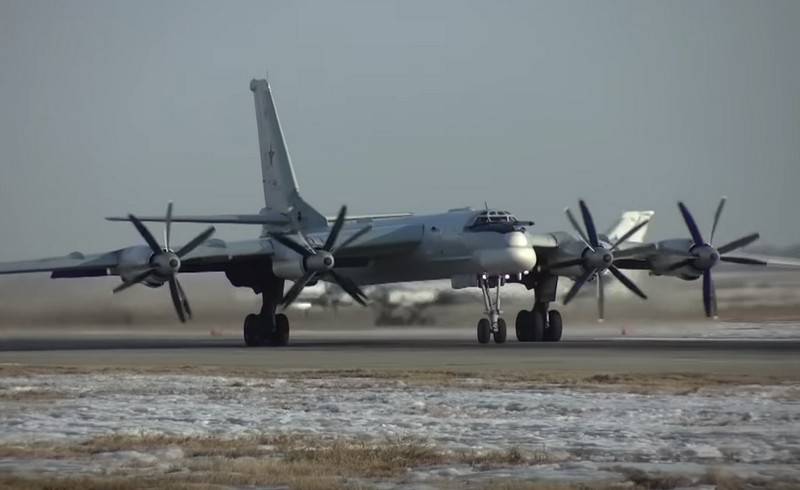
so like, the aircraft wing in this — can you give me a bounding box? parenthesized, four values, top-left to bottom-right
(0, 240, 274, 278)
(0, 223, 423, 278)
(731, 254, 800, 269)
(0, 251, 121, 277)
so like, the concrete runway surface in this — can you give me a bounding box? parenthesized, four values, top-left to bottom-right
(2, 326, 799, 376)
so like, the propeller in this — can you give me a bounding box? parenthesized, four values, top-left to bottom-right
(272, 205, 372, 309)
(670, 197, 765, 318)
(113, 202, 215, 323)
(551, 200, 651, 321)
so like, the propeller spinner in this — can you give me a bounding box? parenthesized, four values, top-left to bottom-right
(272, 205, 372, 308)
(550, 200, 652, 320)
(113, 202, 215, 323)
(668, 197, 765, 318)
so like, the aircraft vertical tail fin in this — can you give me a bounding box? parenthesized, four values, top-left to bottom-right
(250, 79, 328, 232)
(606, 210, 655, 244)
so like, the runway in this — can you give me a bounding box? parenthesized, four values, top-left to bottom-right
(2, 327, 799, 376)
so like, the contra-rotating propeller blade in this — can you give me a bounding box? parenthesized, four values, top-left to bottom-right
(281, 271, 317, 308)
(672, 198, 763, 318)
(557, 200, 650, 320)
(168, 278, 187, 323)
(112, 267, 156, 294)
(565, 207, 592, 248)
(274, 205, 371, 309)
(112, 202, 214, 323)
(579, 200, 600, 248)
(329, 269, 368, 306)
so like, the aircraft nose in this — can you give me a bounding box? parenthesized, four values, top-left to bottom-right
(474, 232, 537, 274)
(505, 246, 537, 272)
(506, 231, 529, 248)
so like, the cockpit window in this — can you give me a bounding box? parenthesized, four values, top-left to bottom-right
(466, 210, 530, 233)
(472, 210, 516, 226)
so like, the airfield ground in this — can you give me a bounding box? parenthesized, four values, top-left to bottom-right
(1, 322, 799, 490)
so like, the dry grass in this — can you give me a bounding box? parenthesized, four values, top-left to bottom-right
(0, 433, 291, 460)
(10, 433, 798, 490)
(0, 433, 554, 466)
(0, 433, 566, 490)
(0, 389, 64, 402)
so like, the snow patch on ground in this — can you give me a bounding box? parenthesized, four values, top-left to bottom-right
(1, 374, 799, 485)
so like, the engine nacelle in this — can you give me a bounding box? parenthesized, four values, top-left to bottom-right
(650, 238, 701, 279)
(117, 245, 164, 288)
(272, 258, 305, 280)
(272, 251, 335, 280)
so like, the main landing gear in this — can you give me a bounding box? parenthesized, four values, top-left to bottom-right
(243, 312, 290, 347)
(477, 275, 507, 344)
(242, 279, 290, 347)
(223, 261, 291, 347)
(515, 302, 562, 342)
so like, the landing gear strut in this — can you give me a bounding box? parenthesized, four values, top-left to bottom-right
(477, 275, 507, 344)
(242, 279, 290, 347)
(223, 260, 290, 347)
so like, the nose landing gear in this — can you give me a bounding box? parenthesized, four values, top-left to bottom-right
(477, 275, 507, 344)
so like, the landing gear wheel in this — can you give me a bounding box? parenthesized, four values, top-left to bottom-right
(545, 310, 563, 342)
(270, 313, 290, 346)
(530, 310, 545, 342)
(493, 318, 507, 344)
(477, 318, 491, 344)
(243, 314, 263, 347)
(515, 310, 531, 342)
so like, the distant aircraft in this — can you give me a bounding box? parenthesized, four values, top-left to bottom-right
(0, 78, 780, 345)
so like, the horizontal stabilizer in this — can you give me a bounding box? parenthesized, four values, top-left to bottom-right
(107, 214, 289, 226)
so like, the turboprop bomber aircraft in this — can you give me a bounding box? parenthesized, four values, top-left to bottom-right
(0, 78, 775, 345)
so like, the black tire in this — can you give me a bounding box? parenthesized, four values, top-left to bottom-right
(530, 310, 545, 342)
(271, 313, 290, 346)
(477, 318, 491, 344)
(515, 310, 531, 342)
(545, 310, 563, 342)
(243, 314, 261, 347)
(493, 318, 507, 344)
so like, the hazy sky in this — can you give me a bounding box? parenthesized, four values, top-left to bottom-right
(0, 0, 798, 261)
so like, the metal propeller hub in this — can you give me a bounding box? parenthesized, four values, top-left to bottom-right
(305, 251, 335, 272)
(152, 252, 182, 276)
(690, 244, 719, 270)
(583, 247, 614, 271)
